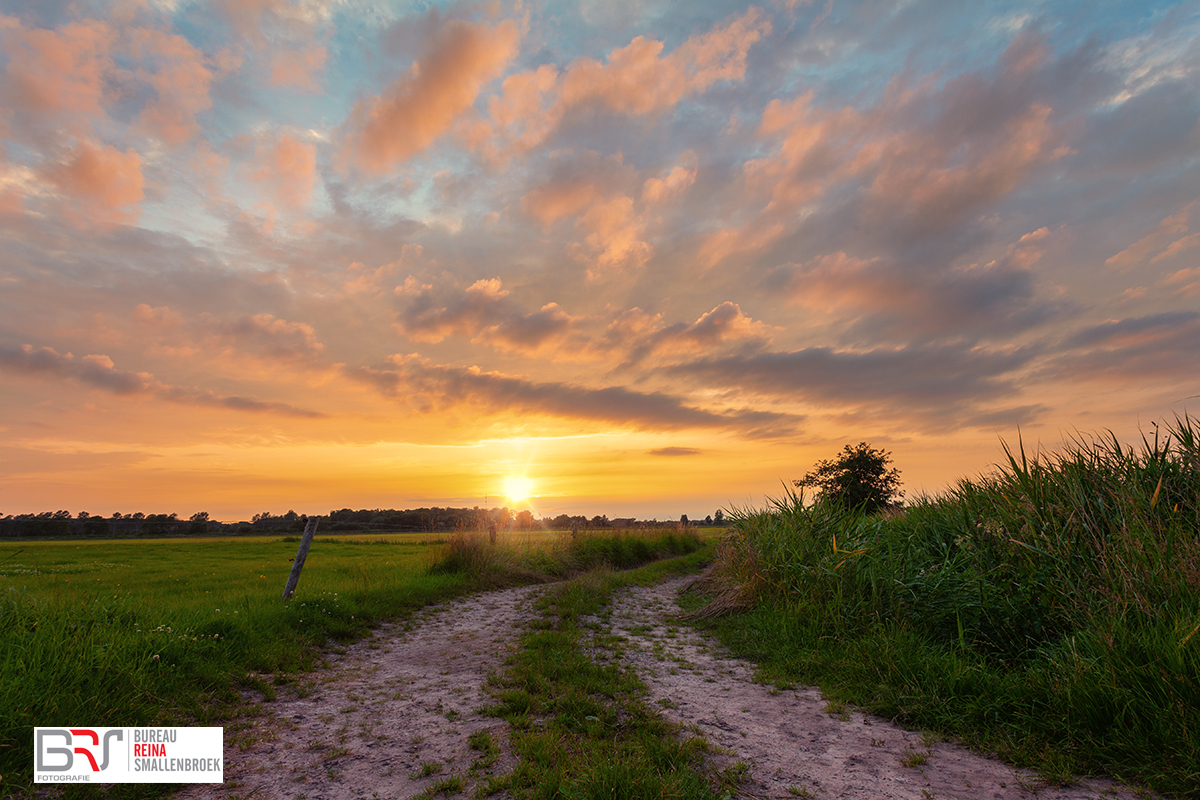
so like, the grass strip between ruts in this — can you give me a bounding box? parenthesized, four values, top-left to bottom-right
(480, 549, 746, 800)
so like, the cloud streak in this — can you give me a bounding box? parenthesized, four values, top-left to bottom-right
(0, 344, 326, 418)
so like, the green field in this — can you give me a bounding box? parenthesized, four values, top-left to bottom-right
(0, 527, 705, 795)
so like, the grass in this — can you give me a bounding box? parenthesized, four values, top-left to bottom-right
(482, 546, 745, 799)
(0, 526, 705, 796)
(686, 414, 1200, 798)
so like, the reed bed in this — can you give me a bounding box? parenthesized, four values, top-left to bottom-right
(692, 415, 1200, 797)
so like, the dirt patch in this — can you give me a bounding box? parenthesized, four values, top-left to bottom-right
(176, 584, 540, 800)
(607, 576, 1154, 800)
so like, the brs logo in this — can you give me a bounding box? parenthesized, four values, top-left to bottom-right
(36, 729, 124, 772)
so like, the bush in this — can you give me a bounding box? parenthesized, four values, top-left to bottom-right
(794, 442, 902, 513)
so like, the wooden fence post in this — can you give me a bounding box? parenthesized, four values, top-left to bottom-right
(282, 517, 319, 600)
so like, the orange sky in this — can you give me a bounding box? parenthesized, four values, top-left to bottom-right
(1, 1, 1198, 521)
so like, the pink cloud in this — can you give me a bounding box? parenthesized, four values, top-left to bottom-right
(126, 28, 215, 145)
(560, 7, 770, 115)
(522, 180, 598, 223)
(44, 141, 144, 226)
(341, 18, 520, 173)
(251, 132, 317, 209)
(270, 44, 328, 91)
(1159, 267, 1200, 297)
(642, 151, 698, 203)
(571, 195, 651, 279)
(1, 18, 113, 130)
(134, 304, 184, 328)
(1106, 206, 1193, 269)
(467, 8, 770, 160)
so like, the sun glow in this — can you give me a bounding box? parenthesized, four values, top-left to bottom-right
(503, 476, 535, 502)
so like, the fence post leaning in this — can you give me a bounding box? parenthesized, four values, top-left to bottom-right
(282, 517, 319, 600)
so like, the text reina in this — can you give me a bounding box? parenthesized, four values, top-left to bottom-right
(133, 743, 167, 757)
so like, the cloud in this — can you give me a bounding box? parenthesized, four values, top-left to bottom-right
(604, 302, 775, 368)
(269, 44, 327, 91)
(43, 141, 144, 226)
(708, 31, 1075, 265)
(642, 151, 698, 203)
(344, 356, 802, 438)
(557, 6, 770, 116)
(468, 8, 771, 160)
(340, 17, 520, 173)
(0, 343, 326, 417)
(134, 303, 184, 328)
(571, 195, 651, 279)
(522, 180, 599, 224)
(250, 132, 318, 209)
(126, 27, 215, 145)
(1159, 267, 1200, 297)
(773, 228, 1066, 342)
(668, 341, 1038, 428)
(649, 446, 701, 456)
(394, 276, 578, 354)
(1048, 312, 1200, 381)
(1105, 205, 1196, 269)
(0, 18, 113, 133)
(199, 312, 326, 361)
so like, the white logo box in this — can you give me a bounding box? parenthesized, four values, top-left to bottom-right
(34, 727, 223, 784)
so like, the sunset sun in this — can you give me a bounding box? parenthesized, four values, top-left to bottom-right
(503, 476, 535, 503)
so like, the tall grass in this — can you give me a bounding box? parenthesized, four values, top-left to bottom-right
(693, 415, 1200, 797)
(428, 526, 703, 583)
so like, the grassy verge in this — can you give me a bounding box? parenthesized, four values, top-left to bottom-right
(687, 415, 1200, 798)
(481, 546, 746, 799)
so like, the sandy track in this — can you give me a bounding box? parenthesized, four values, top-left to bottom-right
(176, 576, 1156, 799)
(607, 576, 1153, 800)
(175, 584, 540, 800)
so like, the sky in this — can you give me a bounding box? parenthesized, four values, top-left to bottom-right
(1, 0, 1198, 523)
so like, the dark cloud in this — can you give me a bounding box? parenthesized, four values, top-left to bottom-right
(1045, 312, 1200, 381)
(770, 235, 1075, 344)
(604, 301, 774, 368)
(1064, 311, 1200, 349)
(667, 340, 1040, 430)
(344, 357, 803, 438)
(649, 446, 702, 456)
(0, 344, 326, 418)
(394, 276, 578, 353)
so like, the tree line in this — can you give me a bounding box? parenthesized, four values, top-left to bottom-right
(0, 506, 729, 538)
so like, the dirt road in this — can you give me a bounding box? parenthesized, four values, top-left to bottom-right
(178, 577, 1154, 799)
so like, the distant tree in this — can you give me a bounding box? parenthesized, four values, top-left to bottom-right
(680, 514, 689, 525)
(794, 442, 903, 514)
(514, 509, 535, 530)
(713, 509, 724, 525)
(704, 515, 713, 525)
(189, 511, 210, 535)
